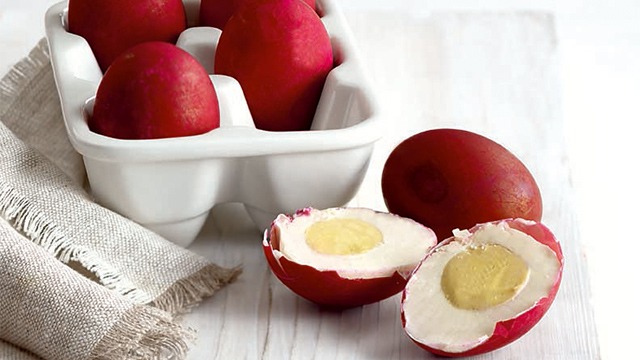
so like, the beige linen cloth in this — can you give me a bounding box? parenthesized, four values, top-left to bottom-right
(0, 39, 240, 359)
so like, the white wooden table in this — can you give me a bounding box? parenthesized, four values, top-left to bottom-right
(182, 9, 599, 360)
(0, 1, 609, 359)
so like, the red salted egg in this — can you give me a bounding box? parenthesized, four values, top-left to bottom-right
(263, 207, 437, 308)
(401, 218, 563, 357)
(90, 42, 220, 140)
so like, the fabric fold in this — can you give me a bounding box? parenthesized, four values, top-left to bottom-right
(0, 218, 194, 360)
(0, 38, 84, 185)
(0, 340, 40, 360)
(0, 119, 240, 314)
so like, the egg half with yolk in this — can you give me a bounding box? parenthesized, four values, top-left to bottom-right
(263, 207, 437, 308)
(401, 218, 563, 357)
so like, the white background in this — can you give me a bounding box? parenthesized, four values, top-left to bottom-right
(1, 0, 638, 358)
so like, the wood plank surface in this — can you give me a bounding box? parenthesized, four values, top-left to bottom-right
(183, 10, 600, 360)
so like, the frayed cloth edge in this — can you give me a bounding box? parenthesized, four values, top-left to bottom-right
(152, 263, 242, 315)
(0, 183, 154, 304)
(89, 305, 196, 360)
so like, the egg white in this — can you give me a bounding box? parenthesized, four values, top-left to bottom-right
(402, 220, 561, 353)
(272, 207, 437, 279)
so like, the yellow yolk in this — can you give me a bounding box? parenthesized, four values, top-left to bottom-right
(305, 218, 383, 255)
(441, 244, 530, 310)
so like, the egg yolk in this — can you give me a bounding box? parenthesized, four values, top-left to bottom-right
(305, 218, 383, 255)
(441, 244, 530, 310)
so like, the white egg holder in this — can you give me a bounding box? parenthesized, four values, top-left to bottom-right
(44, 0, 383, 247)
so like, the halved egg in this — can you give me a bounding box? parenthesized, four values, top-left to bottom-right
(401, 218, 563, 357)
(263, 207, 437, 308)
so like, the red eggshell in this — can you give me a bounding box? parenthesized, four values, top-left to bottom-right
(68, 0, 186, 72)
(199, 0, 317, 29)
(382, 129, 543, 241)
(214, 0, 333, 131)
(91, 42, 220, 140)
(263, 230, 409, 309)
(401, 218, 563, 357)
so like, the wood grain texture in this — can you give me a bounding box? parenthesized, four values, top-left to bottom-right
(184, 11, 600, 359)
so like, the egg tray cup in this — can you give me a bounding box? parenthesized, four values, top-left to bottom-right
(44, 0, 383, 247)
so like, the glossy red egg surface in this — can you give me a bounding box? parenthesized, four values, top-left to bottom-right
(200, 0, 316, 30)
(91, 42, 220, 140)
(68, 0, 186, 72)
(214, 0, 333, 131)
(382, 128, 542, 241)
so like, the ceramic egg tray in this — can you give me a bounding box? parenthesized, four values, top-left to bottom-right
(44, 0, 383, 247)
